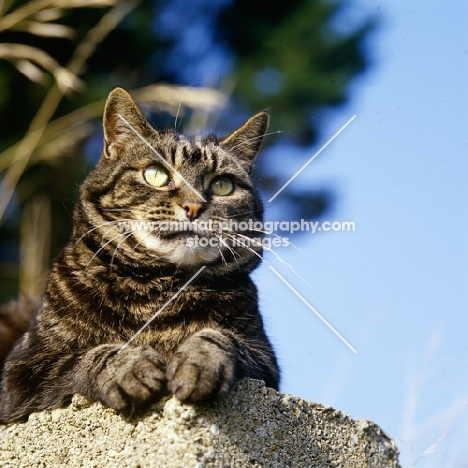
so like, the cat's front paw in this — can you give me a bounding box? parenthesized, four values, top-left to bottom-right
(96, 345, 166, 411)
(166, 330, 236, 403)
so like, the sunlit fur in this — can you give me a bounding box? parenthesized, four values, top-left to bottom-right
(77, 123, 265, 274)
(0, 88, 279, 423)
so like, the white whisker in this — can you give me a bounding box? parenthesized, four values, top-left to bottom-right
(101, 208, 132, 212)
(228, 130, 285, 152)
(109, 231, 134, 273)
(84, 232, 125, 274)
(248, 227, 304, 253)
(73, 218, 134, 248)
(213, 233, 229, 266)
(222, 232, 264, 263)
(214, 233, 240, 267)
(229, 230, 312, 288)
(132, 225, 162, 251)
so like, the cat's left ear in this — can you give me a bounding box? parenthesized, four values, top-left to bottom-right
(102, 87, 152, 160)
(220, 111, 269, 173)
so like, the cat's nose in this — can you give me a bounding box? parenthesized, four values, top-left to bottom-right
(181, 200, 205, 220)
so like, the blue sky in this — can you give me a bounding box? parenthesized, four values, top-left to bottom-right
(252, 1, 467, 467)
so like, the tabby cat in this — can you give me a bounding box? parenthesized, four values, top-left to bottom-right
(0, 88, 279, 424)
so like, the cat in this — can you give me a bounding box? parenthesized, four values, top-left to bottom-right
(0, 87, 279, 424)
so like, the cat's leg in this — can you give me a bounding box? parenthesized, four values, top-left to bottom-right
(72, 344, 167, 412)
(0, 342, 166, 423)
(166, 327, 279, 403)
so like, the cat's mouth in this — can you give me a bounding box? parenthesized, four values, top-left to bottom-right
(128, 220, 261, 267)
(129, 227, 219, 265)
(158, 228, 209, 240)
(154, 219, 223, 240)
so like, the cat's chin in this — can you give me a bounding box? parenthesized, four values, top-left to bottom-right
(133, 230, 220, 266)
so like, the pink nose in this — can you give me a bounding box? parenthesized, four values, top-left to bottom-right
(181, 201, 204, 220)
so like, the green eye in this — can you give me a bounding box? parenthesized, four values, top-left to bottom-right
(211, 176, 234, 196)
(144, 165, 170, 188)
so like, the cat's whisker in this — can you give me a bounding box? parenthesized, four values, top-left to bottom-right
(222, 232, 264, 263)
(73, 218, 136, 248)
(131, 224, 165, 252)
(248, 228, 303, 253)
(227, 130, 286, 152)
(214, 233, 240, 267)
(99, 223, 124, 244)
(174, 100, 183, 131)
(232, 229, 313, 289)
(174, 83, 194, 130)
(207, 216, 303, 253)
(73, 220, 118, 247)
(207, 216, 302, 251)
(230, 230, 306, 284)
(211, 224, 283, 245)
(101, 208, 133, 212)
(84, 232, 126, 274)
(212, 233, 229, 266)
(235, 232, 312, 289)
(109, 231, 134, 273)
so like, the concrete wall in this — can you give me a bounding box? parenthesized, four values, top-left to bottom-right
(0, 378, 400, 467)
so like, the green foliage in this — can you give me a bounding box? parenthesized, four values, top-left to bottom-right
(219, 0, 373, 143)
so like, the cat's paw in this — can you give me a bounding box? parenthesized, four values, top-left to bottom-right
(97, 345, 166, 411)
(166, 330, 236, 403)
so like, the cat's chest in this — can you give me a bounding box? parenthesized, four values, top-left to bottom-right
(123, 318, 214, 359)
(116, 290, 226, 358)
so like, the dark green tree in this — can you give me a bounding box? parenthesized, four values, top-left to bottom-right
(0, 0, 373, 302)
(223, 0, 372, 143)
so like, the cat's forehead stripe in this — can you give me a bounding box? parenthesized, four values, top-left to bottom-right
(174, 144, 184, 167)
(207, 147, 217, 172)
(156, 133, 222, 175)
(172, 141, 215, 167)
(197, 139, 217, 172)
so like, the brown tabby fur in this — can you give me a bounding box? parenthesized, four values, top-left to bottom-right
(0, 88, 279, 423)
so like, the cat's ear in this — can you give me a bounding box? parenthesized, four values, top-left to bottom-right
(102, 87, 151, 160)
(220, 111, 269, 173)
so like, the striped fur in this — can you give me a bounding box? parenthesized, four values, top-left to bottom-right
(0, 88, 279, 423)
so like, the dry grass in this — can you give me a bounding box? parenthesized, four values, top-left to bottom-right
(0, 0, 227, 296)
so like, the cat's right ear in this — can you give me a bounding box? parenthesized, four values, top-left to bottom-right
(219, 111, 269, 174)
(102, 87, 150, 160)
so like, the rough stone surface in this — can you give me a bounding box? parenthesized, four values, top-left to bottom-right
(0, 378, 400, 467)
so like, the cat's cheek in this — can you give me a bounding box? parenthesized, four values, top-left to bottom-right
(132, 228, 163, 252)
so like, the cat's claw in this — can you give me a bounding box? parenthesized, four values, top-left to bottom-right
(97, 345, 167, 411)
(166, 332, 236, 403)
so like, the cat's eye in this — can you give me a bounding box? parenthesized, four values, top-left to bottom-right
(144, 165, 170, 188)
(210, 176, 234, 196)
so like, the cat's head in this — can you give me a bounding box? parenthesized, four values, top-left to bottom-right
(76, 87, 269, 275)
